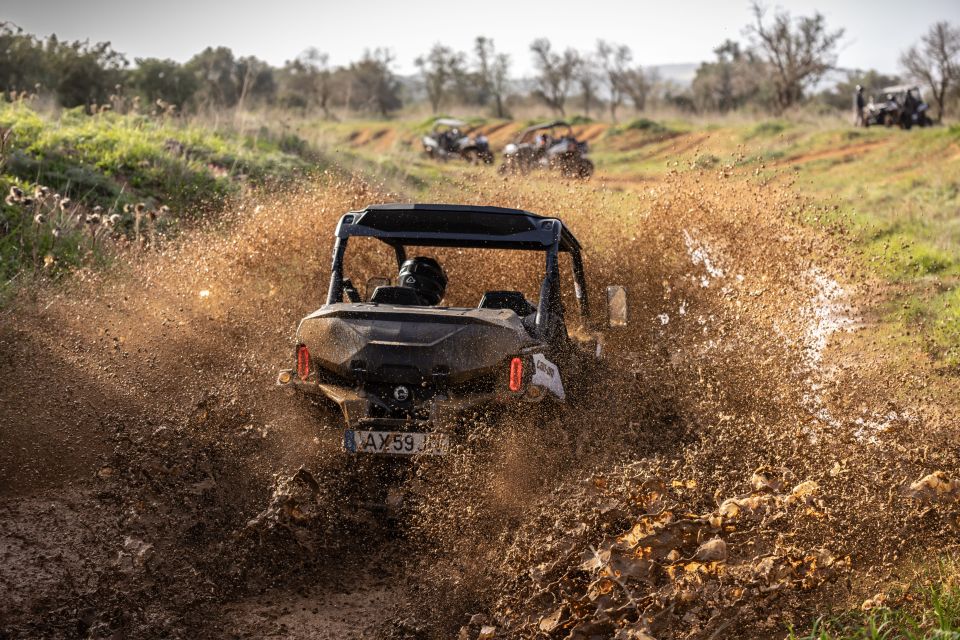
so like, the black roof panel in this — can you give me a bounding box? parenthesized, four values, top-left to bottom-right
(339, 203, 581, 253)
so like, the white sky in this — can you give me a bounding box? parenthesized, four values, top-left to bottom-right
(4, 0, 959, 75)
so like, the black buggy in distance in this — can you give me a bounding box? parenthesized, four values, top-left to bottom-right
(420, 118, 494, 164)
(863, 85, 933, 129)
(499, 120, 594, 179)
(277, 204, 627, 456)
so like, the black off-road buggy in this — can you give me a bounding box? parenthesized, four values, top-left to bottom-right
(863, 85, 933, 129)
(277, 204, 626, 456)
(421, 118, 494, 164)
(498, 121, 594, 179)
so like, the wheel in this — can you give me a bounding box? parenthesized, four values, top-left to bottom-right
(577, 158, 594, 180)
(480, 150, 494, 165)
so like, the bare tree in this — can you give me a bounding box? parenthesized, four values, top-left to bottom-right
(621, 66, 657, 112)
(596, 40, 631, 122)
(747, 1, 844, 112)
(900, 21, 960, 123)
(415, 44, 464, 113)
(530, 38, 581, 116)
(578, 53, 600, 117)
(475, 36, 511, 118)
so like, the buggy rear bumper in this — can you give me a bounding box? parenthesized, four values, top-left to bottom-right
(276, 369, 500, 428)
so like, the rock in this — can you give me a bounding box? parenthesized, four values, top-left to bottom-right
(695, 537, 727, 562)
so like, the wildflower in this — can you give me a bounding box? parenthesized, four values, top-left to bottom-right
(9, 186, 23, 200)
(43, 253, 55, 269)
(108, 213, 121, 226)
(86, 213, 102, 226)
(52, 227, 62, 238)
(33, 213, 46, 225)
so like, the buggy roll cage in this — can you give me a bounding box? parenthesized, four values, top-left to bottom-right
(516, 120, 575, 143)
(430, 118, 467, 131)
(325, 204, 589, 332)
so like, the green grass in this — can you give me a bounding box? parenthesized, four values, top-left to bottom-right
(789, 558, 960, 639)
(744, 119, 792, 139)
(0, 102, 320, 295)
(606, 117, 675, 137)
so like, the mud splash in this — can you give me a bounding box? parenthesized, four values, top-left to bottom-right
(1, 165, 957, 639)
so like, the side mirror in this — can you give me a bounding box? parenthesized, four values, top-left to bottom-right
(606, 286, 628, 328)
(365, 276, 391, 301)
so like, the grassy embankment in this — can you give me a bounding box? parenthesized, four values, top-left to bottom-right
(0, 101, 317, 297)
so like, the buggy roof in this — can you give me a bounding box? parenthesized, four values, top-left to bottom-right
(337, 203, 581, 252)
(520, 120, 571, 134)
(432, 118, 467, 128)
(515, 120, 574, 142)
(880, 85, 920, 94)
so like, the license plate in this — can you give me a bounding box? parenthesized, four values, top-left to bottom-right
(343, 430, 449, 455)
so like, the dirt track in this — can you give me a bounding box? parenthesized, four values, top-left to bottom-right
(1, 159, 958, 639)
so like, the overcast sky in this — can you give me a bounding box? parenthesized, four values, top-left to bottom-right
(4, 0, 959, 76)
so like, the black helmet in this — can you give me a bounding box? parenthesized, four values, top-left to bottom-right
(398, 256, 447, 305)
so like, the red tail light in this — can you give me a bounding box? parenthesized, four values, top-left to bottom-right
(296, 344, 310, 380)
(509, 357, 523, 392)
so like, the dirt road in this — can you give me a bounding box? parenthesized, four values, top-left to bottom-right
(1, 163, 957, 639)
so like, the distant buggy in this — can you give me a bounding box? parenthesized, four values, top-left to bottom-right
(421, 118, 494, 164)
(499, 120, 594, 179)
(277, 204, 627, 456)
(864, 85, 933, 129)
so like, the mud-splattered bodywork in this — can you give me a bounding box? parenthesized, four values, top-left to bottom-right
(278, 203, 591, 442)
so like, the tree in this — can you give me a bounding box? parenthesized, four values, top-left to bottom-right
(596, 40, 631, 122)
(236, 55, 276, 109)
(900, 21, 960, 123)
(475, 37, 511, 118)
(129, 58, 199, 108)
(691, 40, 767, 112)
(186, 47, 241, 108)
(415, 44, 464, 113)
(620, 66, 657, 112)
(279, 48, 334, 116)
(346, 49, 401, 117)
(577, 53, 600, 117)
(0, 23, 128, 108)
(530, 38, 581, 116)
(747, 2, 844, 112)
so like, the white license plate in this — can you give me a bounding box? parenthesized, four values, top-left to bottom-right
(344, 430, 449, 455)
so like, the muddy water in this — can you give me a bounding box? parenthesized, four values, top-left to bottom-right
(0, 168, 956, 639)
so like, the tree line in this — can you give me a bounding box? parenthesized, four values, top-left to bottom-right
(1, 8, 957, 121)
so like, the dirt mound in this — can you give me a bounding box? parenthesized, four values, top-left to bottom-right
(1, 162, 957, 639)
